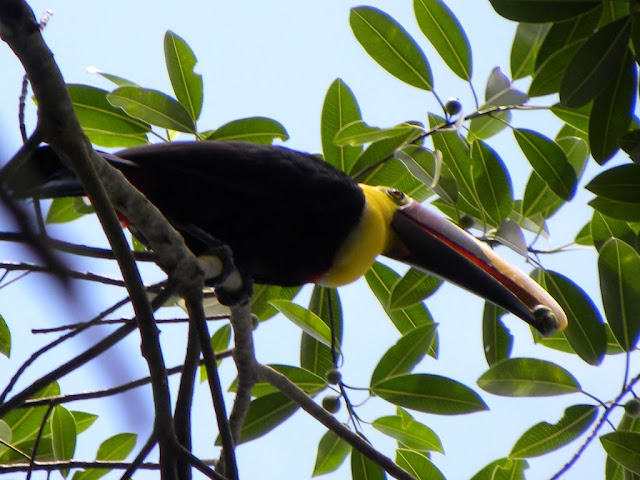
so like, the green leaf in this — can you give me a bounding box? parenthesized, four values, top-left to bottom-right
(67, 84, 150, 147)
(321, 78, 362, 172)
(551, 103, 591, 137)
(413, 0, 472, 80)
(164, 30, 203, 121)
(429, 114, 481, 213)
(389, 267, 443, 310)
(270, 300, 337, 350)
(351, 450, 386, 480)
(206, 117, 289, 144)
(529, 40, 585, 97)
(489, 0, 600, 23)
(230, 364, 325, 398)
(365, 262, 438, 358)
(483, 303, 513, 367)
(598, 238, 640, 351)
(510, 404, 597, 458)
(0, 382, 60, 463)
(522, 136, 589, 218)
(511, 23, 550, 80)
(51, 406, 77, 477)
(560, 16, 632, 107)
(73, 433, 136, 480)
(602, 431, 640, 475)
(396, 449, 446, 480)
(350, 6, 433, 90)
(587, 165, 640, 204)
(45, 197, 87, 224)
(334, 121, 420, 146)
(395, 145, 458, 205)
(0, 314, 10, 357)
(70, 411, 98, 434)
(471, 139, 513, 225)
(313, 430, 351, 476)
(301, 287, 343, 377)
(107, 86, 196, 132)
(470, 458, 529, 480)
(589, 50, 636, 164)
(591, 211, 638, 252)
(373, 373, 488, 415)
(370, 324, 437, 387)
(200, 324, 231, 381)
(236, 392, 298, 444)
(619, 130, 640, 163)
(590, 197, 640, 222)
(477, 358, 581, 397)
(536, 6, 601, 69)
(251, 285, 300, 321)
(536, 270, 606, 366)
(513, 128, 576, 200)
(373, 416, 443, 452)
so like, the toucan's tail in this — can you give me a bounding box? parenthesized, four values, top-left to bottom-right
(0, 146, 85, 199)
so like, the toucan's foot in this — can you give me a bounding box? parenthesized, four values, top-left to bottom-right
(216, 274, 254, 307)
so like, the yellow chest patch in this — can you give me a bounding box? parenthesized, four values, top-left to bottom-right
(319, 184, 397, 287)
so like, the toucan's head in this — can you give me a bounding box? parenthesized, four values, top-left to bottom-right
(319, 184, 567, 336)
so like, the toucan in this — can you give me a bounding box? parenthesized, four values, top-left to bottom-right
(1, 141, 567, 335)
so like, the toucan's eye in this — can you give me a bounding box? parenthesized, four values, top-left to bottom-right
(387, 188, 407, 204)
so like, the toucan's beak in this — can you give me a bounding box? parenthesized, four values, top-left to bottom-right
(386, 200, 567, 336)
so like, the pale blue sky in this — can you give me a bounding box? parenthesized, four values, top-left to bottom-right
(0, 1, 631, 479)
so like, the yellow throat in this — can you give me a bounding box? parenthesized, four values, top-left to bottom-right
(319, 184, 398, 287)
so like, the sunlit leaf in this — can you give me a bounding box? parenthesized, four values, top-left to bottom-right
(321, 78, 362, 172)
(414, 0, 472, 80)
(590, 197, 640, 222)
(598, 238, 640, 351)
(350, 6, 433, 90)
(370, 324, 437, 387)
(373, 373, 488, 415)
(51, 406, 76, 478)
(591, 211, 638, 252)
(107, 86, 196, 132)
(206, 117, 289, 144)
(365, 262, 438, 358)
(73, 433, 137, 480)
(470, 139, 513, 225)
(535, 270, 606, 366)
(514, 128, 577, 200)
(164, 30, 203, 121)
(236, 392, 298, 444)
(373, 415, 443, 452)
(470, 457, 529, 480)
(67, 84, 149, 147)
(509, 404, 597, 458)
(511, 23, 550, 80)
(477, 358, 581, 397)
(270, 300, 337, 350)
(230, 364, 326, 398)
(396, 449, 446, 480)
(0, 314, 10, 357)
(351, 450, 385, 480)
(301, 287, 343, 377)
(601, 431, 640, 475)
(389, 267, 443, 310)
(313, 430, 350, 476)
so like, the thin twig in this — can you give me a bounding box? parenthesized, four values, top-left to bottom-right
(256, 363, 415, 480)
(0, 461, 160, 472)
(185, 291, 238, 480)
(26, 404, 54, 480)
(0, 261, 127, 286)
(119, 433, 158, 480)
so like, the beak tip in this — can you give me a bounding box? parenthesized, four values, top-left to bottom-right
(532, 304, 566, 337)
